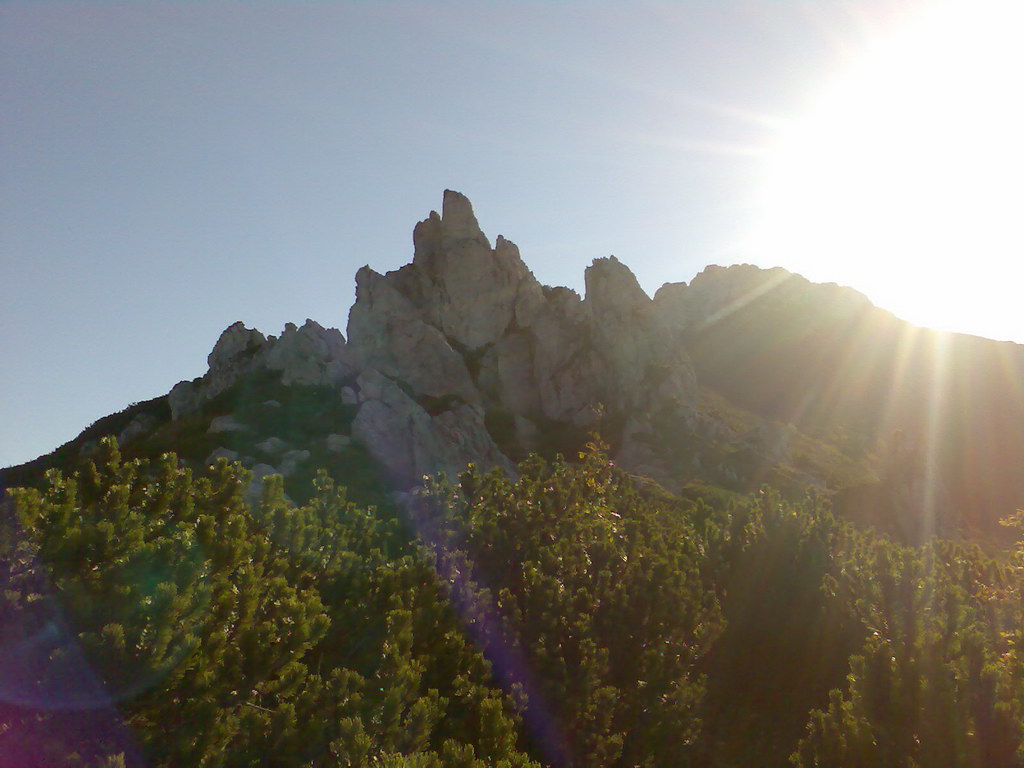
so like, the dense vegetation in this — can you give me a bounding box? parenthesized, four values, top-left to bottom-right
(1, 437, 1022, 766)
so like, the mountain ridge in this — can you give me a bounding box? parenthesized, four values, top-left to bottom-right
(4, 190, 1023, 545)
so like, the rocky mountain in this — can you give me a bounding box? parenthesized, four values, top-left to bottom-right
(673, 262, 1024, 542)
(4, 190, 1024, 544)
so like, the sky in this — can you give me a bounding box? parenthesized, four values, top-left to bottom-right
(3, 0, 1022, 468)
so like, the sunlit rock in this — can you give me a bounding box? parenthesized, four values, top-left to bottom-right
(262, 319, 353, 386)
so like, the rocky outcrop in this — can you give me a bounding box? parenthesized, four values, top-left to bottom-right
(262, 320, 354, 386)
(206, 322, 268, 396)
(350, 368, 434, 484)
(347, 266, 479, 403)
(165, 190, 704, 489)
(339, 192, 703, 486)
(9, 189, 1020, 545)
(117, 413, 160, 446)
(406, 193, 530, 350)
(585, 256, 696, 415)
(350, 367, 513, 488)
(169, 320, 354, 419)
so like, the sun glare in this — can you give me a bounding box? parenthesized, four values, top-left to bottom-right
(750, 0, 1024, 342)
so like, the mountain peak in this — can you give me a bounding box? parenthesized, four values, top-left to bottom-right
(156, 191, 703, 489)
(441, 188, 487, 246)
(585, 254, 651, 314)
(9, 190, 1023, 547)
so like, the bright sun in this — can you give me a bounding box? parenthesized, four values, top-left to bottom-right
(750, 0, 1024, 342)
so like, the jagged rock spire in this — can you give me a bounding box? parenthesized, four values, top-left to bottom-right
(172, 190, 700, 489)
(344, 191, 699, 484)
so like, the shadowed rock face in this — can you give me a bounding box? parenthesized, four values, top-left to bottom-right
(666, 262, 1024, 540)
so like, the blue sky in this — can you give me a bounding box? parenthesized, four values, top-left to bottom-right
(3, 1, 1017, 468)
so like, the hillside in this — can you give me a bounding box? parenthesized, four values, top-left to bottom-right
(3, 191, 1024, 767)
(667, 264, 1024, 542)
(4, 190, 1023, 545)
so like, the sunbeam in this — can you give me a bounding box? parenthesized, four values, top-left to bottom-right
(748, 0, 1024, 342)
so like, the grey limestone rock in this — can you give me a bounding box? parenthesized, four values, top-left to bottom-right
(207, 415, 246, 434)
(205, 322, 268, 400)
(161, 189, 707, 495)
(477, 330, 540, 416)
(280, 449, 311, 476)
(256, 436, 288, 456)
(410, 195, 532, 350)
(584, 256, 697, 414)
(205, 447, 241, 465)
(431, 404, 516, 480)
(343, 192, 703, 483)
(325, 433, 351, 452)
(350, 368, 510, 488)
(513, 415, 541, 452)
(168, 320, 353, 420)
(347, 191, 544, 398)
(525, 288, 604, 424)
(262, 319, 354, 386)
(118, 413, 159, 446)
(168, 380, 199, 420)
(250, 463, 278, 479)
(347, 266, 478, 403)
(245, 463, 280, 505)
(350, 369, 435, 486)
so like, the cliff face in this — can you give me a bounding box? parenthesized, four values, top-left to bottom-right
(165, 190, 699, 489)
(5, 190, 1024, 544)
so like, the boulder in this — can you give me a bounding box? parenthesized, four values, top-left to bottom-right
(256, 436, 288, 456)
(326, 433, 351, 452)
(207, 415, 246, 434)
(118, 413, 159, 446)
(250, 463, 278, 480)
(205, 447, 241, 465)
(431, 404, 516, 480)
(280, 449, 311, 476)
(245, 463, 279, 505)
